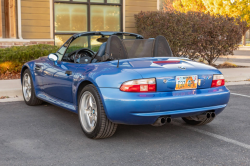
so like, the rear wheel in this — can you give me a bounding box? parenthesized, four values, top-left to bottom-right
(78, 84, 117, 139)
(22, 69, 43, 106)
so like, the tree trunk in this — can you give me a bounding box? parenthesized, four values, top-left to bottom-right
(242, 34, 246, 46)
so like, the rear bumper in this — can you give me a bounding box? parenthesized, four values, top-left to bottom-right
(99, 86, 230, 125)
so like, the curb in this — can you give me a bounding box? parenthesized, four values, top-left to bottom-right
(0, 79, 22, 98)
(0, 97, 23, 102)
(0, 88, 23, 97)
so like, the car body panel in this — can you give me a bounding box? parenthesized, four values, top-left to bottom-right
(21, 31, 230, 125)
(99, 86, 230, 124)
(21, 56, 230, 125)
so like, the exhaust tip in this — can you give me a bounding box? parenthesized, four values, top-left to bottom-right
(206, 113, 211, 119)
(166, 117, 172, 123)
(211, 112, 216, 118)
(152, 117, 166, 126)
(161, 117, 166, 124)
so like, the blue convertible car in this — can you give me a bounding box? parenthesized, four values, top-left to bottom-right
(21, 31, 230, 139)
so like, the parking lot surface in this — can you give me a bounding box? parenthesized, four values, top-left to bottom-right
(0, 84, 250, 165)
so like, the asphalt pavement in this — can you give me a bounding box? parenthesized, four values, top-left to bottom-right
(1, 84, 250, 165)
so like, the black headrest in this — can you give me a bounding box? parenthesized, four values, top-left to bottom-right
(153, 36, 173, 57)
(96, 42, 107, 57)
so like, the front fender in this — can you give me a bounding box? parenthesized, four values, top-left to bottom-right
(21, 61, 40, 95)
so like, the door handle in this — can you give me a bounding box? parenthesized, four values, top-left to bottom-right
(65, 70, 72, 75)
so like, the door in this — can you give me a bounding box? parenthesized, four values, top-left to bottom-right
(42, 36, 87, 103)
(43, 60, 80, 103)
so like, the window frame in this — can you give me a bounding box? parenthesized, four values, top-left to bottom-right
(53, 0, 123, 45)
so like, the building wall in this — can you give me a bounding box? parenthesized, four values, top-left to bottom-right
(125, 0, 157, 33)
(1, 0, 5, 37)
(21, 0, 50, 39)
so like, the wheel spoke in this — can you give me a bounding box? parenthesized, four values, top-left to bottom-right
(89, 96, 93, 107)
(79, 91, 98, 133)
(27, 76, 31, 85)
(23, 73, 32, 102)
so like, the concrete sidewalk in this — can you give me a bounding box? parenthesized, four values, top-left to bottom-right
(1, 67, 250, 102)
(238, 46, 250, 50)
(0, 79, 23, 102)
(0, 79, 22, 97)
(219, 68, 250, 85)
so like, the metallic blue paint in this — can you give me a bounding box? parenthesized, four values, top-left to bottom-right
(22, 56, 230, 125)
(99, 86, 229, 124)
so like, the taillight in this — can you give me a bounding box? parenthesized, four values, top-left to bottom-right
(211, 75, 225, 87)
(120, 78, 156, 92)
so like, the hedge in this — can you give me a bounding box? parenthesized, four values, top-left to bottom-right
(0, 44, 59, 63)
(135, 11, 243, 64)
(0, 44, 59, 75)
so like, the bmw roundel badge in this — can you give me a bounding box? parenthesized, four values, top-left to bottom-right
(178, 66, 186, 70)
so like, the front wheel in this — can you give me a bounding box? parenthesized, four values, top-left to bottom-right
(78, 84, 117, 139)
(22, 69, 43, 106)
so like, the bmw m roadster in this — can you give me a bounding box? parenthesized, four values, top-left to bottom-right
(21, 31, 230, 139)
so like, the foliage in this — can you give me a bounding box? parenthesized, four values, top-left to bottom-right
(172, 0, 207, 13)
(218, 61, 237, 68)
(162, 0, 176, 12)
(0, 45, 59, 78)
(167, 0, 250, 37)
(0, 61, 22, 74)
(203, 0, 250, 43)
(134, 11, 242, 64)
(0, 44, 59, 63)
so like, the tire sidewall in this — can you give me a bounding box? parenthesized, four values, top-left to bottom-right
(22, 69, 35, 105)
(78, 85, 103, 138)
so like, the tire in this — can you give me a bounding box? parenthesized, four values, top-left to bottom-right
(22, 69, 43, 106)
(182, 116, 214, 126)
(78, 84, 117, 139)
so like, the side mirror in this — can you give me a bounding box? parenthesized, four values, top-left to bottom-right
(48, 53, 58, 62)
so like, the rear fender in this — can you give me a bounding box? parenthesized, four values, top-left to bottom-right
(73, 77, 111, 118)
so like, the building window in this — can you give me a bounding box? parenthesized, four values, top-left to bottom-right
(90, 5, 120, 31)
(54, 0, 123, 46)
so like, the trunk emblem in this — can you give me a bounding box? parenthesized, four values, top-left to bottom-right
(178, 66, 186, 70)
(163, 79, 167, 83)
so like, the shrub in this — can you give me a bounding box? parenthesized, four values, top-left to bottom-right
(0, 44, 59, 79)
(0, 61, 22, 73)
(0, 44, 59, 63)
(134, 11, 243, 64)
(194, 13, 242, 64)
(135, 11, 199, 59)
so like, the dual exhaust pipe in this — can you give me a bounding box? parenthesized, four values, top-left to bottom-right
(152, 112, 216, 127)
(152, 117, 172, 127)
(196, 112, 216, 120)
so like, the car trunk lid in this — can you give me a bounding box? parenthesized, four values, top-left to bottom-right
(125, 58, 222, 92)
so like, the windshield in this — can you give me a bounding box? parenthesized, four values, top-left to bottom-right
(65, 35, 138, 54)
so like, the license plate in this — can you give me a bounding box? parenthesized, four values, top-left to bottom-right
(175, 75, 198, 90)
